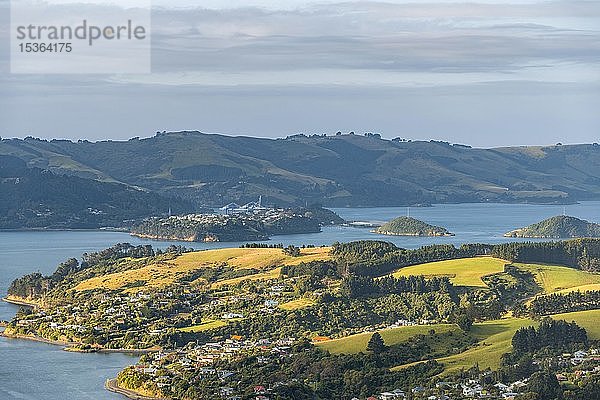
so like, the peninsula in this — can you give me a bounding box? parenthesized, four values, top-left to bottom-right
(4, 239, 600, 399)
(130, 206, 345, 242)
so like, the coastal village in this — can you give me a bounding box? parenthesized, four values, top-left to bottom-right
(122, 341, 600, 400)
(4, 239, 600, 399)
(130, 201, 342, 242)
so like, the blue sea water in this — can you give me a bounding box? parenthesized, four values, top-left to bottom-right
(1, 202, 599, 399)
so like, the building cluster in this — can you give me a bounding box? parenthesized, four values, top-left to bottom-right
(129, 336, 297, 399)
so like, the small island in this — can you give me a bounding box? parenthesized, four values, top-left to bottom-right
(504, 215, 600, 239)
(373, 216, 454, 237)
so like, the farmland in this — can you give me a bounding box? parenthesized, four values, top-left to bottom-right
(389, 257, 507, 288)
(434, 318, 536, 373)
(317, 324, 459, 355)
(74, 247, 331, 292)
(178, 319, 228, 333)
(550, 309, 600, 339)
(278, 298, 316, 311)
(514, 263, 600, 294)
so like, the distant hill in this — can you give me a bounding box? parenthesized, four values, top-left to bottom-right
(504, 216, 600, 239)
(2, 132, 600, 207)
(374, 216, 453, 237)
(0, 155, 193, 229)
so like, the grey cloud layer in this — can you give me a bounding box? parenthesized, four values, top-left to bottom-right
(147, 2, 599, 82)
(0, 1, 598, 144)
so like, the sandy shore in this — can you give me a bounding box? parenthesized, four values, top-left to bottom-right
(105, 379, 165, 400)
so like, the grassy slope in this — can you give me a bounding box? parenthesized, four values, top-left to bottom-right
(279, 298, 316, 311)
(514, 263, 600, 293)
(550, 310, 600, 339)
(389, 257, 507, 288)
(434, 318, 536, 373)
(178, 319, 228, 333)
(317, 324, 459, 355)
(75, 247, 331, 292)
(430, 264, 600, 372)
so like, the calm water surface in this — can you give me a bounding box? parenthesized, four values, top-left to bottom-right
(1, 202, 599, 399)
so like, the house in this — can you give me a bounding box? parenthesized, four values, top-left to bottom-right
(254, 386, 267, 395)
(462, 384, 483, 397)
(222, 313, 244, 319)
(264, 300, 279, 308)
(494, 383, 509, 392)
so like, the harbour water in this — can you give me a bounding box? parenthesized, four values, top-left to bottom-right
(1, 202, 600, 399)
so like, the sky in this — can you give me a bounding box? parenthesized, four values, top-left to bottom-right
(0, 0, 599, 147)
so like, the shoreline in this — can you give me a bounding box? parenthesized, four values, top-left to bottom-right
(0, 227, 128, 233)
(371, 230, 455, 237)
(0, 331, 78, 347)
(3, 295, 41, 309)
(105, 379, 164, 400)
(1, 329, 159, 355)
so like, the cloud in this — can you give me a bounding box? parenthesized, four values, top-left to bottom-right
(0, 1, 598, 144)
(142, 1, 600, 85)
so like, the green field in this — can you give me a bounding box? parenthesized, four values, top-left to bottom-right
(550, 310, 600, 339)
(75, 247, 331, 292)
(279, 298, 316, 311)
(432, 318, 536, 373)
(177, 319, 228, 333)
(317, 324, 459, 355)
(389, 257, 507, 288)
(514, 263, 600, 294)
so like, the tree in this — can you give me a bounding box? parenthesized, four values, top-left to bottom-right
(455, 313, 474, 332)
(366, 332, 386, 354)
(526, 371, 562, 400)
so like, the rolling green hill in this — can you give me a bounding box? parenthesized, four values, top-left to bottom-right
(3, 132, 600, 207)
(374, 216, 453, 236)
(505, 215, 600, 238)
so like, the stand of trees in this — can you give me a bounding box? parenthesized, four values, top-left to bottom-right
(332, 241, 493, 277)
(340, 275, 455, 298)
(282, 260, 340, 278)
(492, 239, 600, 271)
(511, 319, 587, 355)
(529, 290, 600, 316)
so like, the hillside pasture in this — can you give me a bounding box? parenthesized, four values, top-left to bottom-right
(279, 298, 316, 311)
(177, 319, 228, 333)
(550, 310, 600, 340)
(431, 318, 536, 373)
(514, 263, 600, 294)
(74, 247, 330, 292)
(317, 324, 459, 355)
(389, 257, 507, 288)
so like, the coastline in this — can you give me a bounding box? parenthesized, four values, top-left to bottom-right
(371, 230, 455, 237)
(3, 295, 42, 309)
(105, 379, 164, 400)
(0, 227, 129, 233)
(0, 331, 78, 347)
(1, 330, 160, 354)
